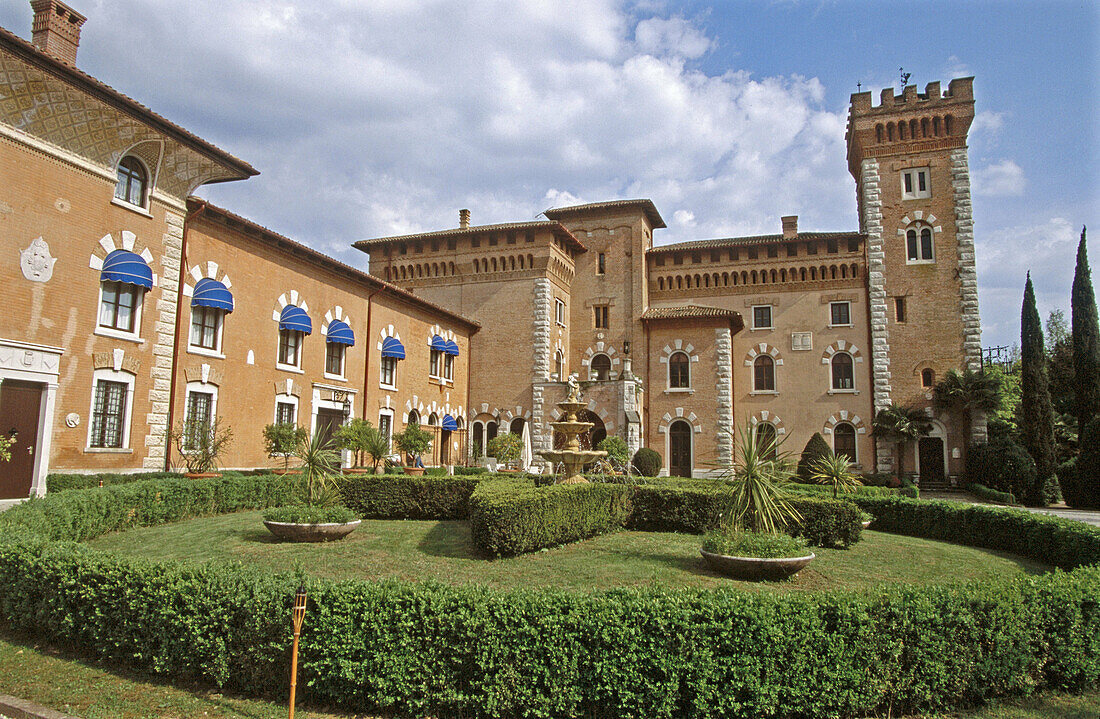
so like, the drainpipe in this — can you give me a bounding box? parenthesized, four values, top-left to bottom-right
(165, 199, 207, 470)
(362, 285, 384, 421)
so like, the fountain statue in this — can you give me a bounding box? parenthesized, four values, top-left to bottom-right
(538, 373, 607, 484)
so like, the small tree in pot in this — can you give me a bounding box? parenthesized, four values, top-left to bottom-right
(392, 423, 433, 475)
(487, 432, 522, 470)
(333, 419, 389, 473)
(263, 422, 307, 472)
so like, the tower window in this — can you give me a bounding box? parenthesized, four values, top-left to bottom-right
(905, 224, 935, 264)
(590, 353, 611, 380)
(753, 355, 775, 392)
(594, 305, 609, 329)
(669, 351, 690, 389)
(597, 253, 606, 275)
(895, 297, 908, 323)
(555, 299, 566, 326)
(901, 167, 931, 200)
(921, 368, 935, 388)
(831, 352, 854, 390)
(830, 302, 851, 327)
(752, 305, 773, 330)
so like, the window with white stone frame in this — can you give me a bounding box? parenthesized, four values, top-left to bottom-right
(751, 305, 772, 330)
(87, 369, 135, 450)
(901, 167, 931, 200)
(905, 223, 935, 264)
(668, 351, 690, 389)
(829, 301, 851, 327)
(555, 299, 566, 326)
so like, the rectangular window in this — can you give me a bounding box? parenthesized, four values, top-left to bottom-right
(378, 413, 393, 450)
(555, 299, 566, 326)
(89, 379, 127, 448)
(597, 253, 606, 275)
(99, 281, 139, 333)
(655, 255, 665, 267)
(430, 348, 443, 378)
(830, 302, 851, 326)
(278, 329, 301, 367)
(184, 391, 214, 450)
(826, 239, 838, 254)
(325, 342, 345, 376)
(806, 242, 817, 255)
(752, 305, 772, 330)
(848, 237, 860, 252)
(767, 245, 778, 258)
(380, 356, 397, 387)
(276, 401, 296, 425)
(895, 297, 908, 323)
(444, 354, 454, 381)
(189, 306, 221, 350)
(594, 305, 609, 329)
(786, 244, 797, 257)
(901, 168, 931, 199)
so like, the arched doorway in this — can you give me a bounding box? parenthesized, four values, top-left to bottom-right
(669, 420, 692, 478)
(754, 421, 778, 460)
(918, 437, 946, 484)
(590, 354, 611, 380)
(510, 418, 525, 436)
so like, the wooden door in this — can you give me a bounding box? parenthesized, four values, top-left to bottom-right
(0, 380, 43, 499)
(918, 437, 945, 483)
(669, 420, 692, 478)
(315, 409, 344, 452)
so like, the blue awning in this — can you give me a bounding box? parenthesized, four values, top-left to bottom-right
(326, 319, 354, 346)
(441, 414, 458, 431)
(191, 277, 233, 312)
(444, 339, 460, 356)
(380, 336, 406, 359)
(100, 249, 153, 290)
(278, 305, 312, 334)
(430, 335, 448, 353)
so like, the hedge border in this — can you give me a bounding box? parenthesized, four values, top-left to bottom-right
(0, 477, 1097, 718)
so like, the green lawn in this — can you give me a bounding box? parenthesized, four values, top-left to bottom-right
(88, 510, 1050, 592)
(0, 632, 1095, 719)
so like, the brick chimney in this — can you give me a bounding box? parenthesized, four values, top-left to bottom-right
(459, 209, 470, 229)
(30, 0, 86, 67)
(781, 215, 798, 239)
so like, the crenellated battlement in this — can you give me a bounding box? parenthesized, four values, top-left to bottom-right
(849, 77, 974, 116)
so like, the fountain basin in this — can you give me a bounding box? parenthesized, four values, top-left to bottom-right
(539, 450, 606, 465)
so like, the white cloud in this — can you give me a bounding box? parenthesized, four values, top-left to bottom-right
(943, 55, 970, 79)
(973, 159, 1026, 197)
(673, 209, 696, 226)
(634, 16, 713, 58)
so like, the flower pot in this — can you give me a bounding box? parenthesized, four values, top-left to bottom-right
(404, 466, 426, 476)
(263, 519, 361, 543)
(342, 467, 373, 474)
(700, 549, 815, 581)
(184, 472, 221, 479)
(270, 468, 296, 476)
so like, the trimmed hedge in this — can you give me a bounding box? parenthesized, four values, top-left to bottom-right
(0, 476, 1098, 717)
(851, 495, 1100, 570)
(46, 471, 183, 492)
(967, 483, 1017, 505)
(469, 480, 633, 557)
(338, 475, 481, 520)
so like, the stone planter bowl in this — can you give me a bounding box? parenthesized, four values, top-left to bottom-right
(263, 519, 361, 543)
(700, 549, 815, 581)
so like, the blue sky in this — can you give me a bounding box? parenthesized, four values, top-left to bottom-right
(2, 0, 1096, 348)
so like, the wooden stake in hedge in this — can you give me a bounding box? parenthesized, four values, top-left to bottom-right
(289, 584, 307, 719)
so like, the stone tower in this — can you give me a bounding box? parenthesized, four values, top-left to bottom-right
(846, 78, 982, 477)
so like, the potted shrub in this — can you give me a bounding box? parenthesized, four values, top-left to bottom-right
(808, 451, 862, 499)
(392, 423, 433, 475)
(334, 419, 389, 474)
(263, 422, 307, 474)
(169, 417, 232, 478)
(487, 432, 522, 472)
(700, 424, 815, 580)
(263, 431, 360, 542)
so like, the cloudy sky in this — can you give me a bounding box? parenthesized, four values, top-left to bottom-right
(2, 0, 1096, 348)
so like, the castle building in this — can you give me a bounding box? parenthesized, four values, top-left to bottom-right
(0, 2, 981, 498)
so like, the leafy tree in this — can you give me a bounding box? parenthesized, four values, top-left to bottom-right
(933, 368, 1002, 441)
(1061, 417, 1100, 509)
(984, 364, 1021, 439)
(393, 423, 433, 466)
(796, 432, 832, 482)
(263, 422, 308, 471)
(809, 451, 862, 499)
(486, 432, 523, 466)
(333, 418, 389, 471)
(871, 403, 931, 479)
(596, 436, 630, 466)
(0, 433, 12, 463)
(1020, 273, 1058, 505)
(1072, 227, 1100, 434)
(170, 417, 232, 474)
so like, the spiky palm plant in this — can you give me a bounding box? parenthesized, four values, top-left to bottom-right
(293, 430, 341, 508)
(933, 368, 1002, 439)
(871, 403, 932, 479)
(809, 451, 861, 499)
(715, 424, 801, 534)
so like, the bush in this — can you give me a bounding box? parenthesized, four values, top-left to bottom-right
(338, 475, 482, 520)
(796, 432, 832, 482)
(262, 505, 358, 524)
(469, 480, 632, 557)
(966, 483, 1017, 504)
(788, 483, 896, 497)
(631, 447, 661, 477)
(596, 436, 630, 465)
(966, 437, 1037, 499)
(701, 529, 809, 558)
(46, 471, 183, 493)
(486, 432, 523, 465)
(454, 466, 488, 476)
(860, 472, 895, 487)
(1062, 418, 1100, 508)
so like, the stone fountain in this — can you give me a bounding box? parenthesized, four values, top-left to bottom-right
(539, 373, 606, 484)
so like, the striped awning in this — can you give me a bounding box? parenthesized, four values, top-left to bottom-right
(441, 414, 458, 431)
(430, 335, 448, 352)
(326, 319, 354, 345)
(278, 305, 312, 334)
(100, 249, 153, 290)
(444, 339, 459, 356)
(191, 278, 233, 312)
(380, 336, 406, 359)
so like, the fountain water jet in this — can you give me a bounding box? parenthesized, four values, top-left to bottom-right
(538, 374, 606, 484)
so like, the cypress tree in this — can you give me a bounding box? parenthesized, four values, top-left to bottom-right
(796, 432, 832, 482)
(1071, 226, 1100, 433)
(1020, 273, 1057, 505)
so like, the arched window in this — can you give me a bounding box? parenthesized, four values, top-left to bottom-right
(753, 355, 775, 392)
(555, 350, 565, 379)
(921, 368, 935, 388)
(486, 420, 498, 442)
(876, 124, 884, 143)
(114, 156, 148, 207)
(591, 353, 611, 381)
(407, 410, 420, 426)
(906, 223, 934, 262)
(427, 412, 439, 426)
(510, 418, 525, 435)
(669, 351, 690, 389)
(472, 421, 484, 457)
(833, 423, 857, 463)
(755, 422, 778, 460)
(831, 352, 854, 390)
